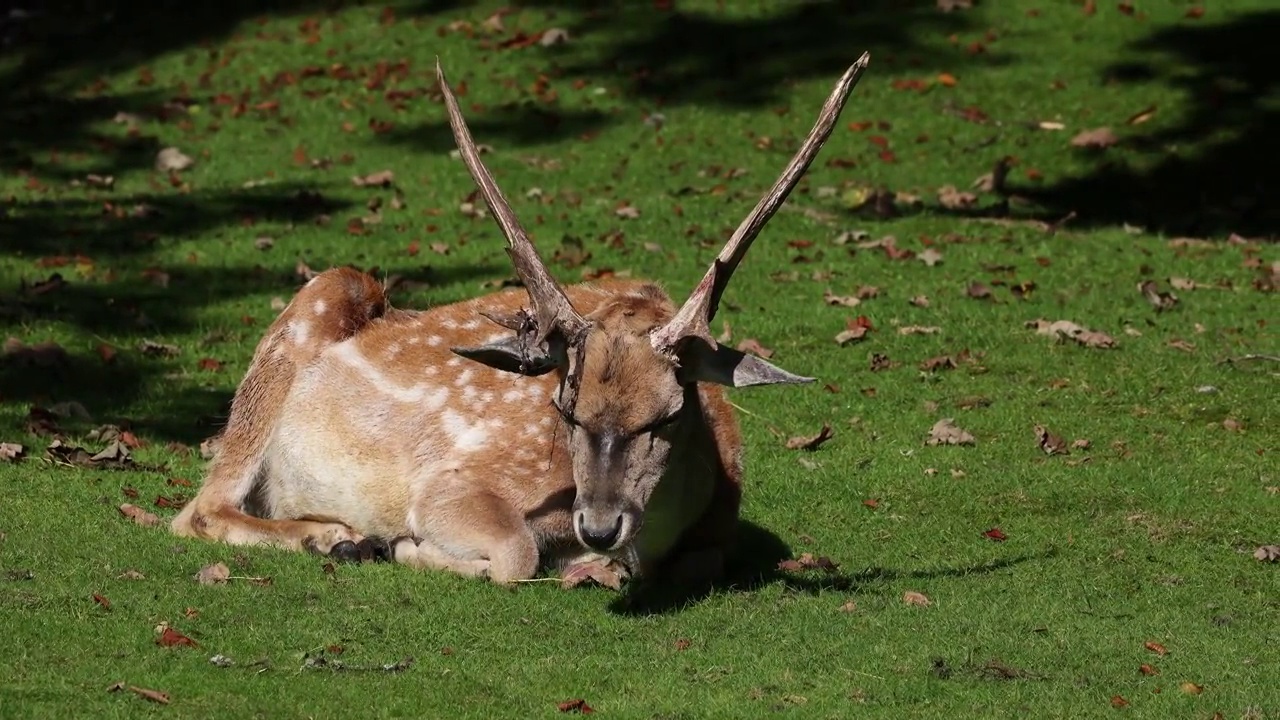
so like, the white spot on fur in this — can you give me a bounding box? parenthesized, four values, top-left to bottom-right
(288, 320, 311, 346)
(441, 410, 489, 451)
(385, 341, 402, 358)
(485, 332, 510, 344)
(442, 319, 458, 330)
(462, 319, 481, 330)
(313, 299, 328, 315)
(481, 391, 494, 404)
(408, 336, 421, 345)
(332, 343, 449, 408)
(502, 389, 524, 403)
(453, 368, 474, 387)
(427, 335, 443, 347)
(462, 386, 478, 401)
(446, 357, 462, 367)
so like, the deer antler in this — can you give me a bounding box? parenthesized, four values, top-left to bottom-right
(651, 53, 871, 355)
(437, 60, 592, 409)
(436, 60, 590, 350)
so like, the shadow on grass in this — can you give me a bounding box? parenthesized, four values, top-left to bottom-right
(609, 522, 1050, 616)
(1020, 10, 1280, 239)
(0, 259, 501, 445)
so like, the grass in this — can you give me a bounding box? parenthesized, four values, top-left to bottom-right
(1, 0, 1277, 717)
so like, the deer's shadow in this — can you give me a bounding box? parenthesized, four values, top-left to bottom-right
(608, 520, 1049, 617)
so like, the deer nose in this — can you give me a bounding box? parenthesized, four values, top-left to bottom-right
(576, 511, 624, 551)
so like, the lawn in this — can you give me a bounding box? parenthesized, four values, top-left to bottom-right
(0, 0, 1277, 717)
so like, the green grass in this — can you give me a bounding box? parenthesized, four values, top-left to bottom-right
(1, 0, 1277, 718)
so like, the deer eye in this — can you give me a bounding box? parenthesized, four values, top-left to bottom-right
(640, 409, 682, 435)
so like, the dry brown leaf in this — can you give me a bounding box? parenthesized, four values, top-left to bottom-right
(557, 698, 594, 714)
(1139, 663, 1159, 676)
(1167, 338, 1196, 353)
(156, 627, 198, 648)
(351, 170, 395, 188)
(118, 569, 146, 580)
(919, 354, 956, 371)
(1034, 425, 1069, 455)
(937, 185, 977, 210)
(1127, 104, 1158, 125)
(898, 325, 940, 335)
(130, 686, 171, 704)
(1169, 276, 1199, 291)
(823, 289, 861, 308)
(786, 424, 834, 451)
(1144, 640, 1168, 656)
(926, 418, 975, 446)
(902, 590, 932, 607)
(0, 442, 25, 461)
(918, 248, 944, 267)
(1253, 545, 1279, 562)
(540, 28, 571, 46)
(195, 562, 231, 585)
(736, 338, 774, 359)
(835, 316, 874, 346)
(1026, 319, 1117, 349)
(909, 295, 930, 307)
(119, 504, 160, 527)
(1070, 127, 1119, 149)
(966, 282, 993, 300)
(1178, 681, 1204, 696)
(855, 285, 881, 299)
(155, 147, 194, 172)
(1138, 280, 1179, 311)
(560, 561, 624, 591)
(778, 553, 840, 573)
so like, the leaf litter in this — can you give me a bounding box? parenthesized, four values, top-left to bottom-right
(926, 419, 976, 446)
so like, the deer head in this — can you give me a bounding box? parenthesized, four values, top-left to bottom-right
(436, 56, 870, 555)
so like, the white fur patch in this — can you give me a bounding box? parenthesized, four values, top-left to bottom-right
(462, 319, 481, 330)
(313, 299, 328, 315)
(441, 409, 489, 451)
(288, 320, 311, 346)
(332, 343, 449, 408)
(453, 368, 474, 387)
(502, 389, 524, 403)
(427, 335, 443, 347)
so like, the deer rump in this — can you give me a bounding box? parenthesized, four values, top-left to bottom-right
(171, 54, 871, 589)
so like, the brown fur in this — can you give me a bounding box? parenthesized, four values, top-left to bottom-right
(173, 270, 745, 584)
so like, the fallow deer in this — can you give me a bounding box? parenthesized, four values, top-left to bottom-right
(171, 54, 870, 588)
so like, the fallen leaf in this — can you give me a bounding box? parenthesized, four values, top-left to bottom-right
(778, 553, 840, 573)
(909, 295, 930, 307)
(560, 562, 623, 591)
(0, 443, 25, 462)
(557, 698, 594, 714)
(735, 338, 774, 359)
(119, 504, 160, 527)
(1167, 339, 1196, 353)
(838, 600, 857, 612)
(1127, 105, 1158, 125)
(786, 425, 834, 451)
(898, 325, 941, 335)
(1138, 280, 1179, 311)
(1034, 425, 1069, 455)
(195, 562, 231, 585)
(926, 418, 976, 446)
(1139, 664, 1159, 676)
(118, 570, 146, 580)
(674, 638, 691, 651)
(93, 593, 112, 610)
(1110, 695, 1129, 708)
(966, 282, 993, 300)
(1144, 640, 1168, 656)
(155, 147, 194, 172)
(614, 204, 640, 219)
(1026, 319, 1117, 349)
(351, 170, 394, 187)
(130, 686, 170, 704)
(1253, 545, 1279, 562)
(918, 248, 944, 267)
(835, 316, 874, 345)
(138, 339, 181, 357)
(937, 185, 977, 209)
(983, 527, 1008, 542)
(1070, 127, 1119, 149)
(1179, 682, 1203, 696)
(903, 590, 932, 607)
(540, 28, 571, 46)
(156, 627, 198, 648)
(920, 354, 956, 371)
(823, 289, 861, 308)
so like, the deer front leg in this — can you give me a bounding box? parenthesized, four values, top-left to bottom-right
(397, 480, 539, 584)
(173, 503, 369, 558)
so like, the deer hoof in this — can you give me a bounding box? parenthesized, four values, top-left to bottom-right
(328, 540, 361, 563)
(356, 537, 394, 563)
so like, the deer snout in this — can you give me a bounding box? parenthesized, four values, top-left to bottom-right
(574, 508, 629, 551)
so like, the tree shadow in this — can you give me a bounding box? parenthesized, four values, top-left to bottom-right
(608, 522, 1050, 616)
(1018, 10, 1280, 238)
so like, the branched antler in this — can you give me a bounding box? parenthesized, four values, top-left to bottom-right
(651, 53, 871, 354)
(437, 60, 592, 409)
(436, 60, 590, 350)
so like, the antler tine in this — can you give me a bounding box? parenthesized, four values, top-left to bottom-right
(652, 53, 871, 354)
(435, 59, 589, 347)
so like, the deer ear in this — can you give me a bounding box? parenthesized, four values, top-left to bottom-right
(451, 335, 561, 377)
(679, 341, 814, 388)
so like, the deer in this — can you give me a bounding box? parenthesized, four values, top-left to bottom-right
(170, 54, 870, 589)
